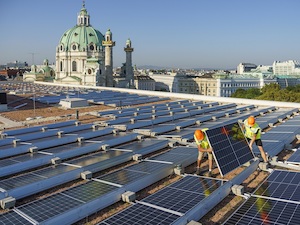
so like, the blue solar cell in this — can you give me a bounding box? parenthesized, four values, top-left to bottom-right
(17, 193, 83, 223)
(253, 170, 300, 202)
(224, 196, 300, 225)
(98, 203, 180, 225)
(286, 150, 300, 164)
(62, 180, 118, 203)
(206, 123, 254, 176)
(141, 176, 223, 214)
(96, 169, 148, 185)
(0, 211, 33, 225)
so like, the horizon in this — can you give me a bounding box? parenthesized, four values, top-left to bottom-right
(0, 0, 300, 69)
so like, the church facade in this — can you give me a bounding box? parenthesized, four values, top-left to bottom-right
(54, 2, 114, 86)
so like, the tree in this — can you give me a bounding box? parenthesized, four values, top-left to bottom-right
(231, 88, 247, 98)
(231, 88, 261, 99)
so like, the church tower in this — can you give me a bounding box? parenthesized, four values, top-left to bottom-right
(102, 29, 115, 87)
(124, 38, 134, 88)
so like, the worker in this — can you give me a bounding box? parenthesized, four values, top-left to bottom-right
(243, 116, 268, 163)
(194, 129, 214, 176)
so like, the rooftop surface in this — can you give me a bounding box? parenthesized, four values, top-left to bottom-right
(0, 81, 300, 225)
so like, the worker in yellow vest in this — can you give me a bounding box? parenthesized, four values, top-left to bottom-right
(194, 129, 214, 176)
(243, 116, 268, 163)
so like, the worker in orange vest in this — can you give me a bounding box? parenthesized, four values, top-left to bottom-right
(194, 129, 214, 176)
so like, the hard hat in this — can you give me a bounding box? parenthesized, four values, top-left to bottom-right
(194, 130, 204, 140)
(248, 116, 255, 126)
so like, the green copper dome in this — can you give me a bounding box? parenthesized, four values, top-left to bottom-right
(59, 25, 104, 51)
(58, 4, 104, 52)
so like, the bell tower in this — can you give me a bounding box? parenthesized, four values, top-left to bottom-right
(102, 29, 115, 86)
(124, 38, 134, 88)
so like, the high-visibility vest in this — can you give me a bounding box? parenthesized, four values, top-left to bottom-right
(244, 119, 261, 139)
(194, 128, 210, 149)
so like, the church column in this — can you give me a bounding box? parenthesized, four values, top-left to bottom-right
(124, 38, 134, 88)
(102, 29, 115, 87)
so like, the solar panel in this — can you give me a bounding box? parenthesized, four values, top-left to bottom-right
(223, 196, 300, 225)
(96, 169, 148, 185)
(150, 152, 193, 164)
(97, 203, 181, 225)
(0, 211, 33, 225)
(126, 161, 171, 174)
(116, 139, 166, 151)
(62, 180, 118, 203)
(66, 150, 128, 166)
(17, 193, 83, 223)
(32, 164, 77, 178)
(205, 122, 254, 176)
(253, 170, 300, 202)
(286, 149, 300, 164)
(149, 147, 198, 164)
(141, 176, 224, 214)
(0, 173, 45, 190)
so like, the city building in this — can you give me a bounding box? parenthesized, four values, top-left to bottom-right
(148, 71, 185, 92)
(177, 73, 277, 97)
(272, 60, 300, 75)
(6, 61, 28, 69)
(23, 59, 55, 82)
(236, 63, 257, 74)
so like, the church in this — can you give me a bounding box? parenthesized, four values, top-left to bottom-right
(24, 1, 137, 88)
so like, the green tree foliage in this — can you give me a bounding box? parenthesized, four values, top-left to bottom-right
(231, 88, 261, 99)
(231, 83, 300, 102)
(286, 84, 300, 93)
(231, 89, 247, 98)
(260, 83, 280, 95)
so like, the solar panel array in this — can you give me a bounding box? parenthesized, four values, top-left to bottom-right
(99, 176, 225, 225)
(224, 170, 300, 225)
(0, 83, 299, 224)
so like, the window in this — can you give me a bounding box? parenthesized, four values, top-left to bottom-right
(72, 61, 77, 71)
(60, 61, 63, 71)
(72, 45, 76, 50)
(90, 45, 94, 51)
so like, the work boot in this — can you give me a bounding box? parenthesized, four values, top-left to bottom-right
(196, 167, 201, 175)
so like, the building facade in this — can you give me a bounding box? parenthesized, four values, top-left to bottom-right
(177, 73, 277, 97)
(237, 63, 257, 74)
(272, 60, 300, 75)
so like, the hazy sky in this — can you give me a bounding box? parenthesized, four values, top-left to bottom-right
(1, 0, 299, 69)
